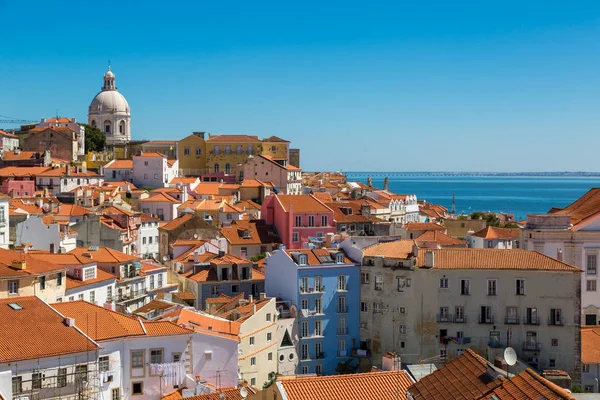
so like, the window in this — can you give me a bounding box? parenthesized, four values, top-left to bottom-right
(225, 145, 231, 154)
(460, 279, 470, 295)
(172, 353, 182, 363)
(267, 332, 272, 341)
(526, 307, 539, 324)
(143, 237, 147, 244)
(373, 302, 383, 313)
(213, 145, 220, 154)
(440, 349, 447, 361)
(549, 359, 556, 368)
(399, 324, 406, 334)
(439, 307, 449, 322)
(321, 215, 328, 226)
(12, 376, 22, 394)
(301, 298, 309, 311)
(268, 352, 273, 361)
(90, 290, 95, 303)
(300, 276, 309, 292)
(301, 343, 309, 360)
(107, 286, 113, 301)
(361, 302, 368, 312)
(250, 357, 256, 366)
(32, 371, 42, 389)
(516, 279, 526, 295)
(439, 277, 448, 288)
(40, 275, 46, 290)
(315, 364, 323, 374)
(99, 356, 110, 373)
(361, 272, 370, 284)
(132, 382, 143, 395)
(506, 306, 518, 324)
(211, 286, 219, 295)
(301, 321, 308, 338)
(588, 255, 597, 274)
(550, 308, 562, 325)
(249, 336, 255, 345)
(231, 284, 240, 293)
(247, 145, 253, 154)
(111, 388, 120, 400)
(374, 275, 383, 291)
(196, 147, 202, 156)
(315, 320, 322, 336)
(315, 298, 322, 314)
(75, 365, 88, 384)
(84, 267, 95, 281)
(8, 280, 18, 295)
(308, 216, 315, 227)
(150, 349, 164, 365)
(266, 313, 271, 321)
(337, 275, 347, 291)
(314, 275, 323, 291)
(184, 147, 190, 156)
(487, 279, 497, 296)
(78, 294, 84, 300)
(487, 240, 493, 248)
(236, 145, 243, 154)
(583, 364, 590, 373)
(57, 272, 63, 286)
(132, 350, 144, 368)
(57, 368, 67, 387)
(397, 277, 406, 292)
(292, 232, 299, 242)
(587, 280, 597, 292)
(301, 366, 309, 374)
(480, 306, 493, 323)
(454, 306, 465, 323)
(338, 296, 347, 313)
(213, 163, 219, 173)
(338, 317, 347, 335)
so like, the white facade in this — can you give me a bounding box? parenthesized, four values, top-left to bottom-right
(65, 276, 116, 305)
(36, 170, 104, 196)
(0, 197, 8, 249)
(16, 215, 77, 253)
(467, 235, 517, 249)
(0, 131, 20, 152)
(140, 198, 179, 222)
(103, 160, 133, 182)
(88, 66, 131, 146)
(138, 218, 160, 259)
(133, 154, 178, 189)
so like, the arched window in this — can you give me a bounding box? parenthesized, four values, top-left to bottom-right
(213, 163, 220, 173)
(119, 120, 125, 134)
(91, 120, 96, 128)
(104, 120, 111, 134)
(225, 163, 231, 174)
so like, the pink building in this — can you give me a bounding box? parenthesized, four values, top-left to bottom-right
(244, 154, 302, 194)
(261, 194, 335, 249)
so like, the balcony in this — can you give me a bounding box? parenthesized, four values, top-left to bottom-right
(117, 289, 146, 302)
(505, 316, 520, 325)
(337, 327, 348, 335)
(337, 350, 348, 357)
(548, 316, 564, 326)
(337, 306, 348, 314)
(352, 348, 371, 358)
(315, 352, 325, 360)
(436, 314, 467, 323)
(522, 341, 542, 352)
(523, 316, 541, 325)
(478, 314, 495, 324)
(315, 285, 325, 293)
(488, 339, 504, 349)
(300, 287, 322, 294)
(455, 337, 471, 345)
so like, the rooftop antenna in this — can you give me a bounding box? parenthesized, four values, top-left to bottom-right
(504, 346, 517, 377)
(451, 193, 456, 214)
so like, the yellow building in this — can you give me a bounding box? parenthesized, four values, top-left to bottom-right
(261, 136, 290, 162)
(177, 132, 207, 175)
(141, 140, 177, 159)
(0, 256, 66, 303)
(205, 134, 262, 176)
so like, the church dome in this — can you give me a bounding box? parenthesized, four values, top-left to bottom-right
(89, 90, 129, 114)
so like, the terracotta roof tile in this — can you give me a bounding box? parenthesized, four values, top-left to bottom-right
(161, 213, 194, 231)
(405, 222, 446, 231)
(140, 192, 180, 203)
(415, 230, 468, 246)
(0, 166, 53, 177)
(262, 135, 290, 143)
(478, 369, 575, 400)
(279, 370, 413, 400)
(550, 188, 600, 228)
(0, 248, 65, 278)
(275, 194, 332, 213)
(69, 247, 138, 264)
(415, 248, 580, 271)
(206, 134, 260, 143)
(311, 191, 333, 202)
(0, 297, 100, 362)
(135, 151, 167, 158)
(470, 226, 521, 240)
(104, 159, 133, 169)
(363, 240, 416, 259)
(65, 269, 116, 290)
(581, 327, 600, 364)
(219, 220, 280, 246)
(284, 248, 356, 266)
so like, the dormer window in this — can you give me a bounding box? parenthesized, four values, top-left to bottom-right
(336, 253, 344, 264)
(298, 254, 308, 265)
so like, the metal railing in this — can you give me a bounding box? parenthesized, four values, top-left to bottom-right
(436, 314, 467, 323)
(522, 341, 541, 351)
(337, 327, 348, 335)
(478, 314, 495, 324)
(523, 316, 541, 325)
(505, 316, 520, 324)
(337, 306, 348, 314)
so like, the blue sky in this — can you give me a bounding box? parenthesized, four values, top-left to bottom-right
(1, 1, 599, 172)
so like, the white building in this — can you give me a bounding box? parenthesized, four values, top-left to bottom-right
(140, 192, 181, 221)
(349, 240, 582, 380)
(35, 166, 103, 196)
(103, 159, 133, 182)
(132, 152, 179, 189)
(139, 215, 160, 259)
(16, 215, 77, 253)
(521, 189, 600, 325)
(467, 226, 520, 249)
(0, 196, 8, 249)
(0, 129, 20, 152)
(88, 66, 131, 146)
(244, 154, 302, 195)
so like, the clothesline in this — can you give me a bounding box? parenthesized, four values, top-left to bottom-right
(150, 362, 186, 386)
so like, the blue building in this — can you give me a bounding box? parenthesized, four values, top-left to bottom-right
(265, 247, 361, 375)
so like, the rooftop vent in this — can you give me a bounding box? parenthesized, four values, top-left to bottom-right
(64, 317, 75, 327)
(8, 303, 23, 310)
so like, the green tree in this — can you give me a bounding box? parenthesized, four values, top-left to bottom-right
(81, 123, 106, 153)
(262, 372, 281, 389)
(251, 253, 267, 262)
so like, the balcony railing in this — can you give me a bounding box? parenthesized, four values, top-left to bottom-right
(315, 352, 325, 359)
(300, 287, 322, 294)
(352, 348, 371, 358)
(505, 316, 519, 325)
(522, 341, 542, 351)
(488, 339, 503, 348)
(548, 316, 564, 326)
(436, 314, 467, 323)
(455, 337, 471, 344)
(338, 350, 348, 357)
(337, 306, 348, 314)
(117, 289, 145, 302)
(523, 316, 541, 325)
(337, 327, 348, 335)
(478, 314, 495, 324)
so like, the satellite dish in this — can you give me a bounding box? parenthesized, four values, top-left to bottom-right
(504, 347, 517, 366)
(193, 233, 199, 239)
(162, 255, 169, 262)
(240, 387, 248, 398)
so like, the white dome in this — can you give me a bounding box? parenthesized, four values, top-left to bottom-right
(89, 90, 130, 114)
(104, 70, 115, 78)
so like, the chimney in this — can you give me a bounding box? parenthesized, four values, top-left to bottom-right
(248, 295, 253, 303)
(11, 260, 26, 270)
(259, 292, 266, 301)
(193, 251, 198, 263)
(424, 251, 435, 268)
(66, 165, 71, 176)
(14, 148, 20, 155)
(71, 118, 76, 123)
(48, 200, 55, 213)
(64, 317, 75, 327)
(252, 303, 257, 315)
(381, 352, 401, 371)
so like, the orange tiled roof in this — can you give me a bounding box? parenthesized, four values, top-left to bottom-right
(135, 151, 167, 158)
(414, 248, 581, 271)
(134, 299, 178, 315)
(311, 191, 333, 202)
(2, 150, 39, 161)
(470, 226, 520, 240)
(581, 327, 600, 364)
(405, 222, 446, 231)
(160, 213, 194, 231)
(206, 134, 260, 143)
(0, 129, 18, 138)
(0, 166, 53, 177)
(168, 308, 240, 338)
(363, 240, 415, 259)
(140, 192, 180, 203)
(284, 248, 356, 266)
(262, 135, 289, 143)
(0, 248, 65, 278)
(179, 386, 256, 400)
(275, 194, 332, 213)
(104, 159, 133, 169)
(279, 370, 414, 400)
(65, 269, 116, 290)
(0, 297, 100, 362)
(550, 188, 600, 228)
(219, 220, 279, 246)
(69, 247, 138, 264)
(478, 369, 575, 400)
(415, 230, 467, 246)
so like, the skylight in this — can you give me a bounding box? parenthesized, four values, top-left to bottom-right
(8, 303, 23, 310)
